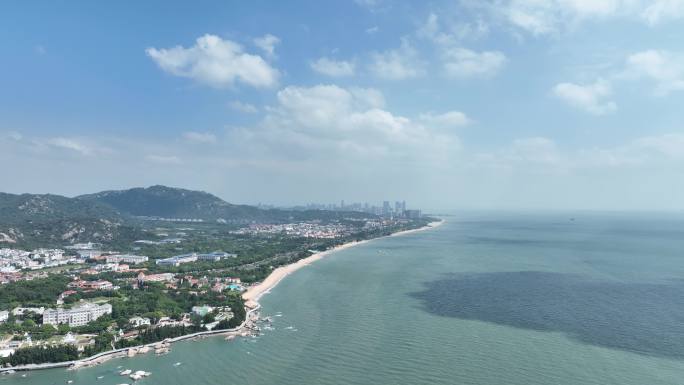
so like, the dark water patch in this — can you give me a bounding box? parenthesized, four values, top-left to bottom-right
(411, 271, 684, 359)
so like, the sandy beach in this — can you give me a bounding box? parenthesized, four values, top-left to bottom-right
(242, 219, 444, 304)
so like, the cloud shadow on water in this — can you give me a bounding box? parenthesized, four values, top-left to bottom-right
(410, 271, 684, 359)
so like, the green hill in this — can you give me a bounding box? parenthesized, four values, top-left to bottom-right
(0, 192, 139, 247)
(77, 185, 262, 221)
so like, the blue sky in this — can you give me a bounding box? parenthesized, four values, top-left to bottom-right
(1, 0, 684, 210)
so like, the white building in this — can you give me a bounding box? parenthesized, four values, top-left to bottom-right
(42, 303, 112, 327)
(12, 307, 45, 316)
(129, 316, 151, 327)
(156, 253, 197, 266)
(197, 251, 237, 261)
(0, 311, 8, 323)
(106, 254, 149, 264)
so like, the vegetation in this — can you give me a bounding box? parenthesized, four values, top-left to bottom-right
(0, 345, 79, 366)
(0, 275, 70, 310)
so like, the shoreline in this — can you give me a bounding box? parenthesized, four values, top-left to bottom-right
(242, 219, 444, 304)
(0, 219, 444, 373)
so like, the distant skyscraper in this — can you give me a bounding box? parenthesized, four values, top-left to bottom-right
(382, 201, 390, 215)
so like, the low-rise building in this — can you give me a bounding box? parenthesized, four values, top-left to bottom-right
(12, 307, 45, 316)
(0, 310, 8, 323)
(137, 272, 175, 283)
(129, 316, 151, 327)
(69, 279, 114, 291)
(156, 253, 197, 266)
(106, 254, 149, 264)
(191, 305, 214, 316)
(42, 303, 112, 327)
(196, 251, 237, 262)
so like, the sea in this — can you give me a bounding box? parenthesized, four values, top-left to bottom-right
(5, 211, 684, 385)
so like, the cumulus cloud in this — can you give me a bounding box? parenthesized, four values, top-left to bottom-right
(253, 34, 280, 57)
(624, 50, 684, 95)
(368, 40, 425, 80)
(146, 34, 279, 88)
(553, 79, 617, 115)
(228, 100, 259, 113)
(183, 131, 217, 144)
(247, 84, 458, 162)
(310, 57, 356, 77)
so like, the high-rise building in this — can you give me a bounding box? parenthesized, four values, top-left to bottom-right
(382, 201, 391, 215)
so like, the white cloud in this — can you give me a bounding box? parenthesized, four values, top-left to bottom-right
(641, 0, 684, 25)
(417, 13, 504, 78)
(497, 0, 684, 34)
(419, 111, 472, 127)
(310, 57, 356, 77)
(253, 34, 280, 57)
(442, 47, 507, 78)
(250, 84, 458, 162)
(228, 100, 259, 114)
(47, 137, 94, 156)
(183, 131, 217, 144)
(146, 34, 279, 88)
(553, 79, 617, 115)
(624, 50, 684, 95)
(368, 40, 425, 80)
(365, 26, 379, 34)
(146, 155, 182, 165)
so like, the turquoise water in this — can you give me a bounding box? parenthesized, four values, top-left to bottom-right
(5, 212, 684, 384)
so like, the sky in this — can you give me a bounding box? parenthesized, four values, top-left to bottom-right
(1, 0, 683, 210)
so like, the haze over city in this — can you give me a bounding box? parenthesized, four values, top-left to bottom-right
(2, 0, 683, 210)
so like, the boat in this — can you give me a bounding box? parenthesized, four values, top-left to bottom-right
(120, 369, 132, 375)
(97, 375, 105, 379)
(67, 381, 73, 384)
(173, 362, 182, 366)
(134, 370, 150, 376)
(129, 373, 142, 381)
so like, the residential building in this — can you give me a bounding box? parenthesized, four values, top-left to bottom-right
(12, 307, 45, 316)
(42, 303, 112, 327)
(106, 254, 149, 264)
(192, 305, 214, 316)
(0, 311, 8, 323)
(129, 316, 151, 327)
(156, 253, 198, 266)
(137, 272, 175, 283)
(196, 251, 236, 261)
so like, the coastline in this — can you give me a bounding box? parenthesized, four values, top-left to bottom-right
(242, 219, 444, 305)
(0, 219, 444, 373)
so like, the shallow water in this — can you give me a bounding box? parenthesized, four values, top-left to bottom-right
(5, 212, 684, 385)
